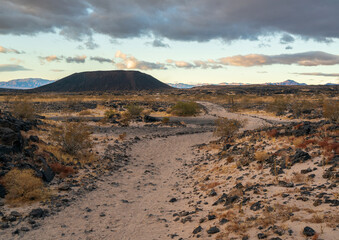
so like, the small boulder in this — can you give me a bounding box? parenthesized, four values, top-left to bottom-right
(207, 226, 220, 234)
(303, 226, 316, 236)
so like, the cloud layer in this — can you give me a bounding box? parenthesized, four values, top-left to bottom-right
(115, 51, 165, 70)
(0, 64, 30, 72)
(219, 52, 339, 67)
(0, 45, 21, 54)
(1, 0, 338, 42)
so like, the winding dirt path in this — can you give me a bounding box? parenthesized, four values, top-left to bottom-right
(6, 102, 284, 240)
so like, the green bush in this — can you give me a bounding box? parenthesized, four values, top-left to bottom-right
(171, 101, 200, 116)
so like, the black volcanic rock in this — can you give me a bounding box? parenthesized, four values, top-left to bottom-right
(34, 70, 172, 92)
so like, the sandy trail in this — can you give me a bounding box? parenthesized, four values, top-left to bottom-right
(7, 102, 280, 240)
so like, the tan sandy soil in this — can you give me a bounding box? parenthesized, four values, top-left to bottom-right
(1, 102, 303, 240)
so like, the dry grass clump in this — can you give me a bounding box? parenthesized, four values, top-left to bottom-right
(11, 98, 36, 120)
(200, 182, 221, 191)
(255, 151, 269, 162)
(78, 109, 92, 116)
(323, 100, 339, 122)
(214, 117, 245, 138)
(266, 96, 288, 115)
(1, 168, 49, 206)
(171, 101, 200, 116)
(50, 162, 76, 178)
(118, 132, 127, 141)
(291, 172, 307, 183)
(126, 104, 143, 118)
(267, 129, 278, 138)
(50, 122, 92, 155)
(162, 117, 170, 124)
(293, 137, 305, 148)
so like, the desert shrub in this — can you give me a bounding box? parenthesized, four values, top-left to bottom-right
(126, 104, 143, 118)
(293, 137, 304, 147)
(104, 109, 117, 119)
(171, 101, 200, 116)
(78, 109, 92, 116)
(12, 98, 35, 120)
(267, 129, 278, 138)
(214, 117, 245, 137)
(118, 132, 127, 141)
(1, 168, 49, 205)
(291, 100, 313, 117)
(50, 122, 91, 155)
(50, 162, 76, 178)
(255, 151, 269, 162)
(162, 117, 170, 124)
(266, 96, 288, 115)
(323, 100, 339, 122)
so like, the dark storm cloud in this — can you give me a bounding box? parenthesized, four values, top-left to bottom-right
(0, 0, 338, 42)
(0, 64, 30, 72)
(150, 39, 170, 48)
(280, 34, 295, 44)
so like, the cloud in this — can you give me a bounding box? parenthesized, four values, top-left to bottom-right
(66, 55, 87, 63)
(9, 58, 24, 64)
(0, 64, 30, 72)
(0, 45, 22, 54)
(1, 1, 338, 42)
(115, 50, 165, 70)
(39, 55, 63, 63)
(84, 37, 99, 49)
(166, 59, 223, 69)
(50, 69, 64, 72)
(294, 72, 339, 77)
(90, 56, 114, 63)
(219, 51, 339, 67)
(280, 33, 295, 44)
(146, 39, 170, 48)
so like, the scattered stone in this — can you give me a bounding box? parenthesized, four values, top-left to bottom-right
(303, 226, 316, 236)
(29, 208, 46, 219)
(193, 226, 202, 234)
(250, 201, 264, 211)
(258, 233, 267, 239)
(207, 226, 220, 234)
(169, 197, 177, 203)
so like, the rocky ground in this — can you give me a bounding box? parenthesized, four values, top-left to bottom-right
(0, 101, 337, 240)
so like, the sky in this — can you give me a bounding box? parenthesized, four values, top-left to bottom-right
(0, 0, 339, 85)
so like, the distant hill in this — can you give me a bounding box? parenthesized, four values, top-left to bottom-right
(266, 80, 307, 86)
(168, 83, 196, 89)
(0, 78, 54, 89)
(219, 82, 250, 86)
(35, 70, 172, 92)
(325, 83, 338, 85)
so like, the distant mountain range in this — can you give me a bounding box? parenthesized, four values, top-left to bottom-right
(34, 70, 172, 92)
(0, 76, 337, 90)
(265, 79, 307, 86)
(169, 80, 309, 88)
(0, 78, 55, 89)
(167, 83, 196, 89)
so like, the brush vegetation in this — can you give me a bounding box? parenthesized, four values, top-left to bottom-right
(171, 101, 200, 116)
